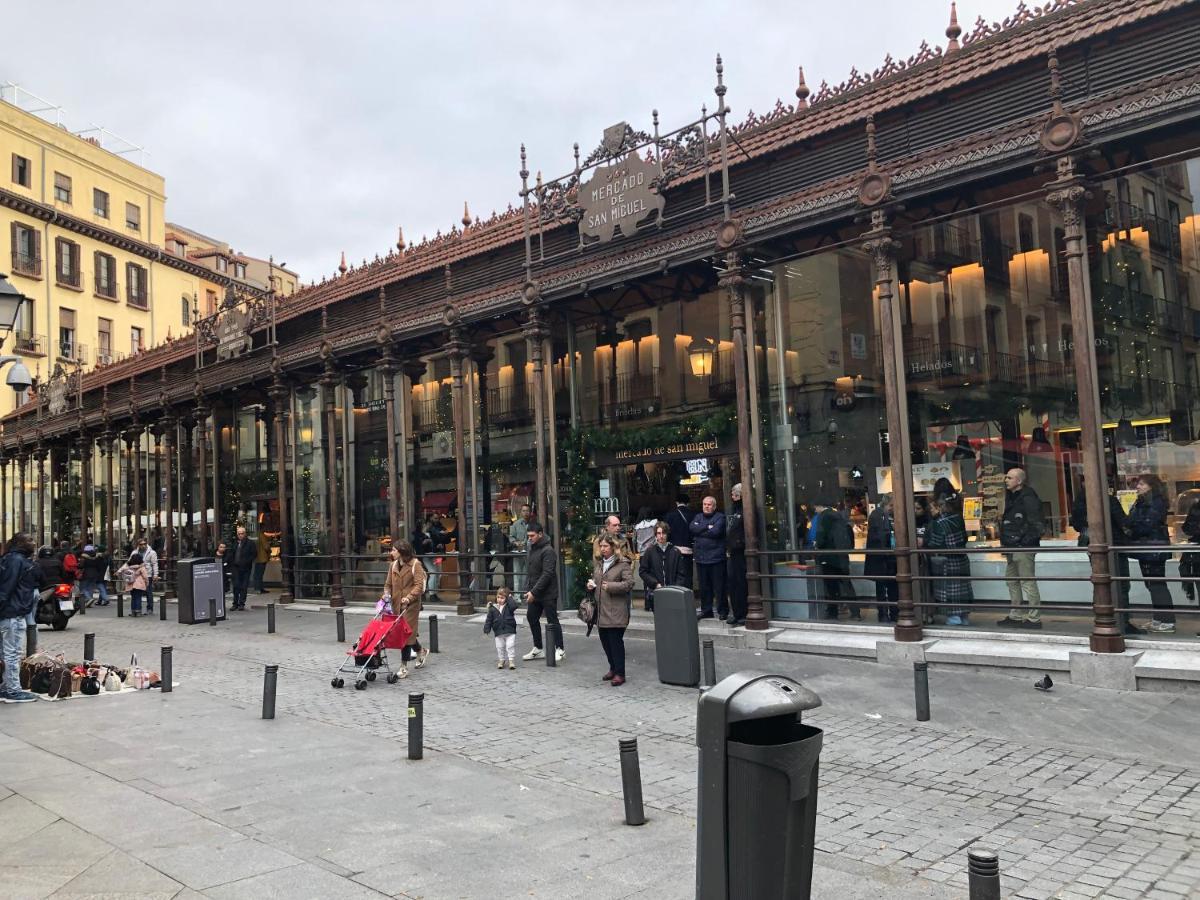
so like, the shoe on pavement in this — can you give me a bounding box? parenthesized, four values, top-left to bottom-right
(1149, 621, 1177, 633)
(397, 665, 409, 679)
(611, 675, 625, 687)
(523, 647, 545, 661)
(555, 647, 566, 662)
(416, 648, 430, 668)
(1124, 622, 1146, 635)
(697, 611, 714, 620)
(946, 615, 963, 625)
(497, 659, 505, 669)
(997, 616, 1026, 627)
(602, 671, 615, 681)
(724, 615, 737, 625)
(508, 662, 516, 670)
(3, 689, 38, 703)
(1022, 619, 1044, 630)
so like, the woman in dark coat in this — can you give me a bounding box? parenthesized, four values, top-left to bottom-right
(589, 536, 634, 686)
(924, 493, 973, 625)
(864, 495, 897, 624)
(1127, 474, 1174, 633)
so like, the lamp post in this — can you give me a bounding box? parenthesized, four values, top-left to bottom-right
(0, 275, 34, 392)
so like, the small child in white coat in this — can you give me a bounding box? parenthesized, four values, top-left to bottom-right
(483, 586, 519, 670)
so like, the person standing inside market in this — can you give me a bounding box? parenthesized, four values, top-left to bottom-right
(725, 484, 748, 626)
(1128, 474, 1176, 634)
(229, 526, 256, 611)
(510, 503, 531, 594)
(865, 494, 898, 624)
(522, 522, 565, 661)
(252, 530, 270, 594)
(997, 468, 1044, 629)
(690, 496, 727, 620)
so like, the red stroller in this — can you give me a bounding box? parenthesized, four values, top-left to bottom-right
(330, 611, 413, 690)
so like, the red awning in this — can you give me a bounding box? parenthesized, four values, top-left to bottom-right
(421, 490, 457, 514)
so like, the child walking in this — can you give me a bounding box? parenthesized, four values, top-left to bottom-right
(483, 586, 518, 670)
(117, 553, 149, 616)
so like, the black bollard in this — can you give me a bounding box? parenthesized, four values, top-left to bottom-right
(701, 638, 716, 691)
(408, 692, 424, 760)
(967, 848, 1001, 900)
(619, 738, 647, 826)
(25, 621, 37, 656)
(161, 646, 173, 693)
(428, 614, 439, 653)
(84, 632, 95, 661)
(208, 596, 217, 627)
(117, 592, 124, 618)
(545, 622, 558, 668)
(336, 608, 345, 643)
(78, 589, 85, 615)
(914, 661, 931, 722)
(159, 596, 167, 621)
(262, 664, 278, 719)
(267, 603, 276, 634)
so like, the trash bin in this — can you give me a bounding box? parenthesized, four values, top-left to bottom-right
(176, 557, 227, 625)
(771, 562, 815, 620)
(651, 585, 700, 687)
(697, 671, 823, 900)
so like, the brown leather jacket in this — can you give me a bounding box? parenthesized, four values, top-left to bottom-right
(384, 556, 427, 646)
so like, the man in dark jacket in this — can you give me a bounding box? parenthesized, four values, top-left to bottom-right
(229, 526, 256, 611)
(725, 484, 748, 626)
(1070, 481, 1140, 635)
(78, 544, 111, 607)
(667, 494, 694, 588)
(0, 533, 40, 702)
(815, 500, 854, 619)
(997, 468, 1044, 628)
(522, 522, 564, 661)
(690, 496, 727, 620)
(638, 521, 685, 613)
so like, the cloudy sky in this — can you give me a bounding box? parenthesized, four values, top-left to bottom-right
(6, 0, 1020, 282)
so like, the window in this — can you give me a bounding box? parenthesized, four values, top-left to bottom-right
(205, 289, 217, 317)
(54, 238, 81, 288)
(1142, 188, 1158, 218)
(130, 326, 144, 354)
(94, 252, 116, 298)
(126, 262, 148, 307)
(9, 222, 40, 277)
(1153, 267, 1167, 301)
(97, 318, 112, 364)
(58, 308, 76, 359)
(53, 172, 72, 204)
(1017, 213, 1037, 252)
(181, 295, 191, 327)
(11, 154, 30, 188)
(234, 262, 246, 280)
(216, 256, 228, 274)
(92, 188, 109, 218)
(125, 202, 141, 232)
(166, 238, 187, 257)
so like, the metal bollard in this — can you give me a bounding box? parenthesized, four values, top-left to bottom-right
(267, 603, 276, 634)
(117, 592, 124, 617)
(428, 614, 439, 653)
(914, 661, 931, 722)
(967, 848, 1001, 900)
(408, 692, 424, 760)
(161, 646, 173, 694)
(619, 737, 647, 826)
(84, 632, 95, 661)
(336, 608, 345, 642)
(700, 638, 716, 691)
(159, 596, 167, 621)
(262, 664, 278, 719)
(78, 589, 85, 615)
(25, 622, 37, 656)
(208, 596, 217, 627)
(545, 622, 558, 668)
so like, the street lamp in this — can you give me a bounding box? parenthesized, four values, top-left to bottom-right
(0, 274, 33, 392)
(687, 336, 715, 377)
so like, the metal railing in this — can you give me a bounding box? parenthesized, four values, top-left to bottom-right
(14, 331, 45, 356)
(56, 266, 81, 289)
(11, 250, 40, 277)
(58, 341, 87, 364)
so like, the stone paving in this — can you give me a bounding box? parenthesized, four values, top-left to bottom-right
(5, 602, 1200, 898)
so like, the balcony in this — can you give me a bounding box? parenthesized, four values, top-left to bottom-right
(13, 332, 45, 356)
(486, 385, 533, 427)
(57, 341, 88, 365)
(413, 394, 451, 437)
(11, 250, 40, 278)
(94, 348, 122, 367)
(94, 277, 117, 300)
(911, 221, 981, 269)
(55, 267, 81, 290)
(127, 291, 149, 310)
(707, 347, 737, 400)
(591, 369, 660, 422)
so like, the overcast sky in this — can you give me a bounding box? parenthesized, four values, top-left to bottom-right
(6, 0, 1020, 282)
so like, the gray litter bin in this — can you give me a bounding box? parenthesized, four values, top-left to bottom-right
(652, 585, 700, 687)
(697, 671, 823, 900)
(176, 557, 226, 625)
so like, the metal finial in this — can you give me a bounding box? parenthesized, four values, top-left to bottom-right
(378, 287, 386, 318)
(946, 1, 962, 51)
(1047, 48, 1064, 113)
(573, 142, 581, 174)
(338, 251, 347, 275)
(321, 305, 328, 334)
(535, 170, 543, 191)
(462, 201, 472, 228)
(652, 109, 659, 128)
(397, 226, 406, 252)
(865, 114, 878, 170)
(795, 66, 810, 108)
(714, 54, 726, 99)
(444, 265, 452, 296)
(519, 143, 528, 180)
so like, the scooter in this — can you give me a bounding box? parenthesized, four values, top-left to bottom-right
(34, 583, 77, 631)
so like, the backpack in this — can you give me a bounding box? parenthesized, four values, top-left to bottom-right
(832, 515, 855, 551)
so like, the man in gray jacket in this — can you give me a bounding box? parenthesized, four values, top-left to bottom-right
(522, 522, 564, 662)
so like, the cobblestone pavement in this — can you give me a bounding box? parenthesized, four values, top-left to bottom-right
(11, 603, 1200, 899)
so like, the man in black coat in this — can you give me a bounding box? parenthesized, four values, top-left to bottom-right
(725, 484, 748, 626)
(666, 493, 694, 588)
(1070, 480, 1140, 635)
(997, 468, 1044, 629)
(229, 526, 256, 611)
(638, 521, 685, 613)
(522, 522, 564, 661)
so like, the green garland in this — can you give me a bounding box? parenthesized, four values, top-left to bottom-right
(578, 408, 736, 453)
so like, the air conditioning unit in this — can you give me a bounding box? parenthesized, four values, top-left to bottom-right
(431, 431, 455, 459)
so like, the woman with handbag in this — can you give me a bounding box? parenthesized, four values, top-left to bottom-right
(924, 493, 973, 626)
(587, 536, 634, 687)
(383, 540, 429, 677)
(1128, 474, 1175, 633)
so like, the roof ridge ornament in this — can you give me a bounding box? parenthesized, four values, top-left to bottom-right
(795, 66, 810, 109)
(946, 2, 962, 52)
(1039, 47, 1083, 153)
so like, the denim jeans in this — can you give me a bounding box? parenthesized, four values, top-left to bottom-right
(424, 558, 442, 596)
(1, 616, 26, 694)
(79, 580, 110, 605)
(145, 577, 154, 611)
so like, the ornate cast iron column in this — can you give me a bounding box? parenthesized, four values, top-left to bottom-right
(269, 362, 294, 603)
(377, 323, 401, 545)
(320, 344, 345, 607)
(100, 432, 114, 554)
(447, 328, 473, 615)
(152, 427, 163, 540)
(401, 359, 426, 537)
(0, 449, 7, 539)
(194, 390, 211, 556)
(124, 424, 144, 543)
(77, 433, 90, 545)
(1047, 157, 1123, 653)
(35, 440, 46, 547)
(524, 308, 548, 527)
(161, 416, 177, 572)
(472, 345, 495, 532)
(864, 210, 922, 641)
(721, 255, 767, 630)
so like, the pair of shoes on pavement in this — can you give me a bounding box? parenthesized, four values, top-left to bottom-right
(724, 615, 747, 627)
(1146, 620, 1177, 634)
(0, 689, 38, 703)
(997, 616, 1042, 629)
(522, 647, 566, 662)
(498, 659, 517, 670)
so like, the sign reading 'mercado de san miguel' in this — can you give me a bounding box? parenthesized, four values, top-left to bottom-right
(578, 153, 665, 245)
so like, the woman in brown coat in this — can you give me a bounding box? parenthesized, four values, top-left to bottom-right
(383, 540, 428, 677)
(588, 536, 634, 686)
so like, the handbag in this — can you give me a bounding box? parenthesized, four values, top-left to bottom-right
(124, 654, 152, 690)
(577, 595, 596, 627)
(103, 670, 123, 692)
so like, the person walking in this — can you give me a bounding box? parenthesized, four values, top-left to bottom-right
(690, 496, 727, 620)
(383, 540, 430, 676)
(55, 540, 79, 586)
(1128, 474, 1175, 634)
(1070, 478, 1140, 635)
(78, 544, 111, 607)
(997, 468, 1044, 629)
(589, 536, 634, 686)
(814, 499, 853, 620)
(134, 537, 158, 614)
(865, 494, 898, 624)
(509, 503, 531, 594)
(229, 526, 255, 611)
(667, 493, 694, 587)
(925, 493, 973, 625)
(521, 522, 564, 661)
(0, 533, 40, 703)
(638, 521, 684, 613)
(725, 484, 748, 626)
(252, 530, 270, 594)
(483, 585, 519, 669)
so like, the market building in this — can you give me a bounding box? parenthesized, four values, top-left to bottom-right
(2, 0, 1198, 659)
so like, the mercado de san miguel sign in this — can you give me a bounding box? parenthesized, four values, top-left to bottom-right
(578, 153, 665, 245)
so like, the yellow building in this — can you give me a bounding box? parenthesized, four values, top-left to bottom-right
(0, 84, 286, 419)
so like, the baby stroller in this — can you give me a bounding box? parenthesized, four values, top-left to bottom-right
(330, 609, 413, 690)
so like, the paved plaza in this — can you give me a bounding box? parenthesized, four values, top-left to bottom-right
(1, 603, 1199, 899)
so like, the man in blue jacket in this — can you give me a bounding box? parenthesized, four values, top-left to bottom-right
(690, 496, 727, 620)
(0, 533, 40, 703)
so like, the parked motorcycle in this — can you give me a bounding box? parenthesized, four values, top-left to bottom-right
(34, 583, 77, 631)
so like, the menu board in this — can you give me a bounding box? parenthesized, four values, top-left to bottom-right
(978, 464, 1006, 529)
